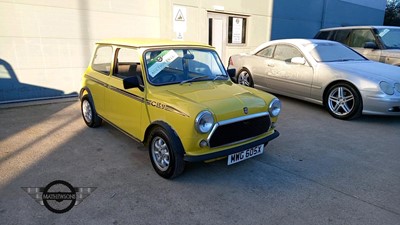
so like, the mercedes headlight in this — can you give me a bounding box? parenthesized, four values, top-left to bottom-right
(195, 111, 214, 133)
(379, 81, 394, 95)
(395, 83, 400, 93)
(269, 98, 281, 117)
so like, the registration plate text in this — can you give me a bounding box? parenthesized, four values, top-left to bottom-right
(227, 144, 264, 165)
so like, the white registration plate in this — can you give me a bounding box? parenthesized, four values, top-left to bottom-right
(227, 144, 264, 165)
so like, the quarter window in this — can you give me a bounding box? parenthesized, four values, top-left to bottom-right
(256, 46, 275, 58)
(273, 45, 303, 62)
(92, 46, 112, 75)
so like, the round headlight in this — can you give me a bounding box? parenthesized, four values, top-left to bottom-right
(269, 98, 281, 117)
(195, 111, 214, 133)
(379, 81, 394, 95)
(395, 83, 400, 93)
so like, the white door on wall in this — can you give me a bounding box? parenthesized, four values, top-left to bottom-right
(207, 13, 227, 62)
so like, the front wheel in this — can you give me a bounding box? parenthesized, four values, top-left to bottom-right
(148, 126, 184, 179)
(325, 83, 362, 120)
(237, 69, 254, 87)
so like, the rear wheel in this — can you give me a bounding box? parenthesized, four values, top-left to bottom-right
(81, 95, 102, 127)
(325, 83, 362, 120)
(148, 126, 184, 179)
(237, 68, 254, 87)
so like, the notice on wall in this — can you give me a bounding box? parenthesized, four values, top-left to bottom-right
(173, 5, 187, 33)
(232, 17, 243, 44)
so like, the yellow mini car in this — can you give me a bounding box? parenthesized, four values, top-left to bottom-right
(80, 38, 281, 178)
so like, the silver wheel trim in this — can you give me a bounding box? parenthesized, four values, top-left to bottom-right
(328, 86, 355, 116)
(151, 137, 170, 172)
(82, 100, 93, 123)
(238, 71, 250, 86)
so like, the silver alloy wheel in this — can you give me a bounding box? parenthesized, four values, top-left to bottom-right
(328, 86, 355, 116)
(151, 137, 170, 172)
(82, 100, 92, 123)
(238, 71, 251, 86)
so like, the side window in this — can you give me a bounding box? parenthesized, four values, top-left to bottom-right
(315, 31, 330, 40)
(92, 46, 113, 75)
(348, 29, 376, 48)
(255, 46, 275, 58)
(273, 45, 303, 62)
(114, 48, 142, 80)
(333, 30, 351, 44)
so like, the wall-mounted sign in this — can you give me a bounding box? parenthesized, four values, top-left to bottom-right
(232, 17, 243, 44)
(228, 17, 247, 44)
(173, 5, 187, 33)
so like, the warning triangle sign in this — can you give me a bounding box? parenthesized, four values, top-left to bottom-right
(175, 9, 185, 21)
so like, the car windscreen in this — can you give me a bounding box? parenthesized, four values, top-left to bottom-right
(304, 42, 366, 62)
(144, 48, 228, 86)
(376, 28, 400, 49)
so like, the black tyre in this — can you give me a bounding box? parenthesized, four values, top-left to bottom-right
(325, 83, 362, 120)
(81, 95, 102, 128)
(148, 126, 185, 179)
(237, 68, 254, 87)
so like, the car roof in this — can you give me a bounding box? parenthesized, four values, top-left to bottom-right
(269, 38, 336, 45)
(96, 38, 212, 49)
(251, 38, 337, 54)
(319, 25, 400, 31)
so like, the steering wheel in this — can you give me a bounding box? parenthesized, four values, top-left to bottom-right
(152, 72, 178, 84)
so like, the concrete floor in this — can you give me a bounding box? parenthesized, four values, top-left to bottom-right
(0, 96, 399, 225)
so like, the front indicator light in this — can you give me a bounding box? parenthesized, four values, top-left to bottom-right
(395, 83, 400, 93)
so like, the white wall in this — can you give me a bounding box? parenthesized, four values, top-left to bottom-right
(0, 0, 160, 102)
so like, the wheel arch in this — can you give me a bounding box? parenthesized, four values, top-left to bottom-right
(236, 67, 254, 87)
(322, 80, 362, 107)
(79, 87, 93, 101)
(143, 120, 186, 156)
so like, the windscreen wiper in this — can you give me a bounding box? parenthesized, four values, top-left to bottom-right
(213, 74, 228, 80)
(180, 75, 209, 85)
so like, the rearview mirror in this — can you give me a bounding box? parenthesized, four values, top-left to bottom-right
(183, 54, 194, 60)
(291, 57, 306, 65)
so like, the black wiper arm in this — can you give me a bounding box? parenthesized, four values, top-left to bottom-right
(180, 75, 209, 85)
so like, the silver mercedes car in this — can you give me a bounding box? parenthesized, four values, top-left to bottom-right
(228, 39, 400, 120)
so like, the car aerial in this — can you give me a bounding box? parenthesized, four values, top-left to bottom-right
(80, 38, 281, 179)
(228, 39, 400, 120)
(314, 26, 400, 66)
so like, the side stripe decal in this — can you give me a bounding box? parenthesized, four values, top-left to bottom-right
(85, 75, 189, 117)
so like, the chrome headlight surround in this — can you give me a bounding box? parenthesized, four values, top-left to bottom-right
(195, 111, 214, 134)
(269, 98, 281, 117)
(395, 83, 400, 93)
(379, 81, 394, 95)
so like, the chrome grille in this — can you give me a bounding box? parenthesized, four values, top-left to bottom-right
(208, 113, 271, 148)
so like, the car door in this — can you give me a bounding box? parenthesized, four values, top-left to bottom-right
(265, 44, 314, 98)
(104, 47, 144, 139)
(86, 45, 113, 116)
(347, 29, 382, 62)
(251, 45, 275, 88)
